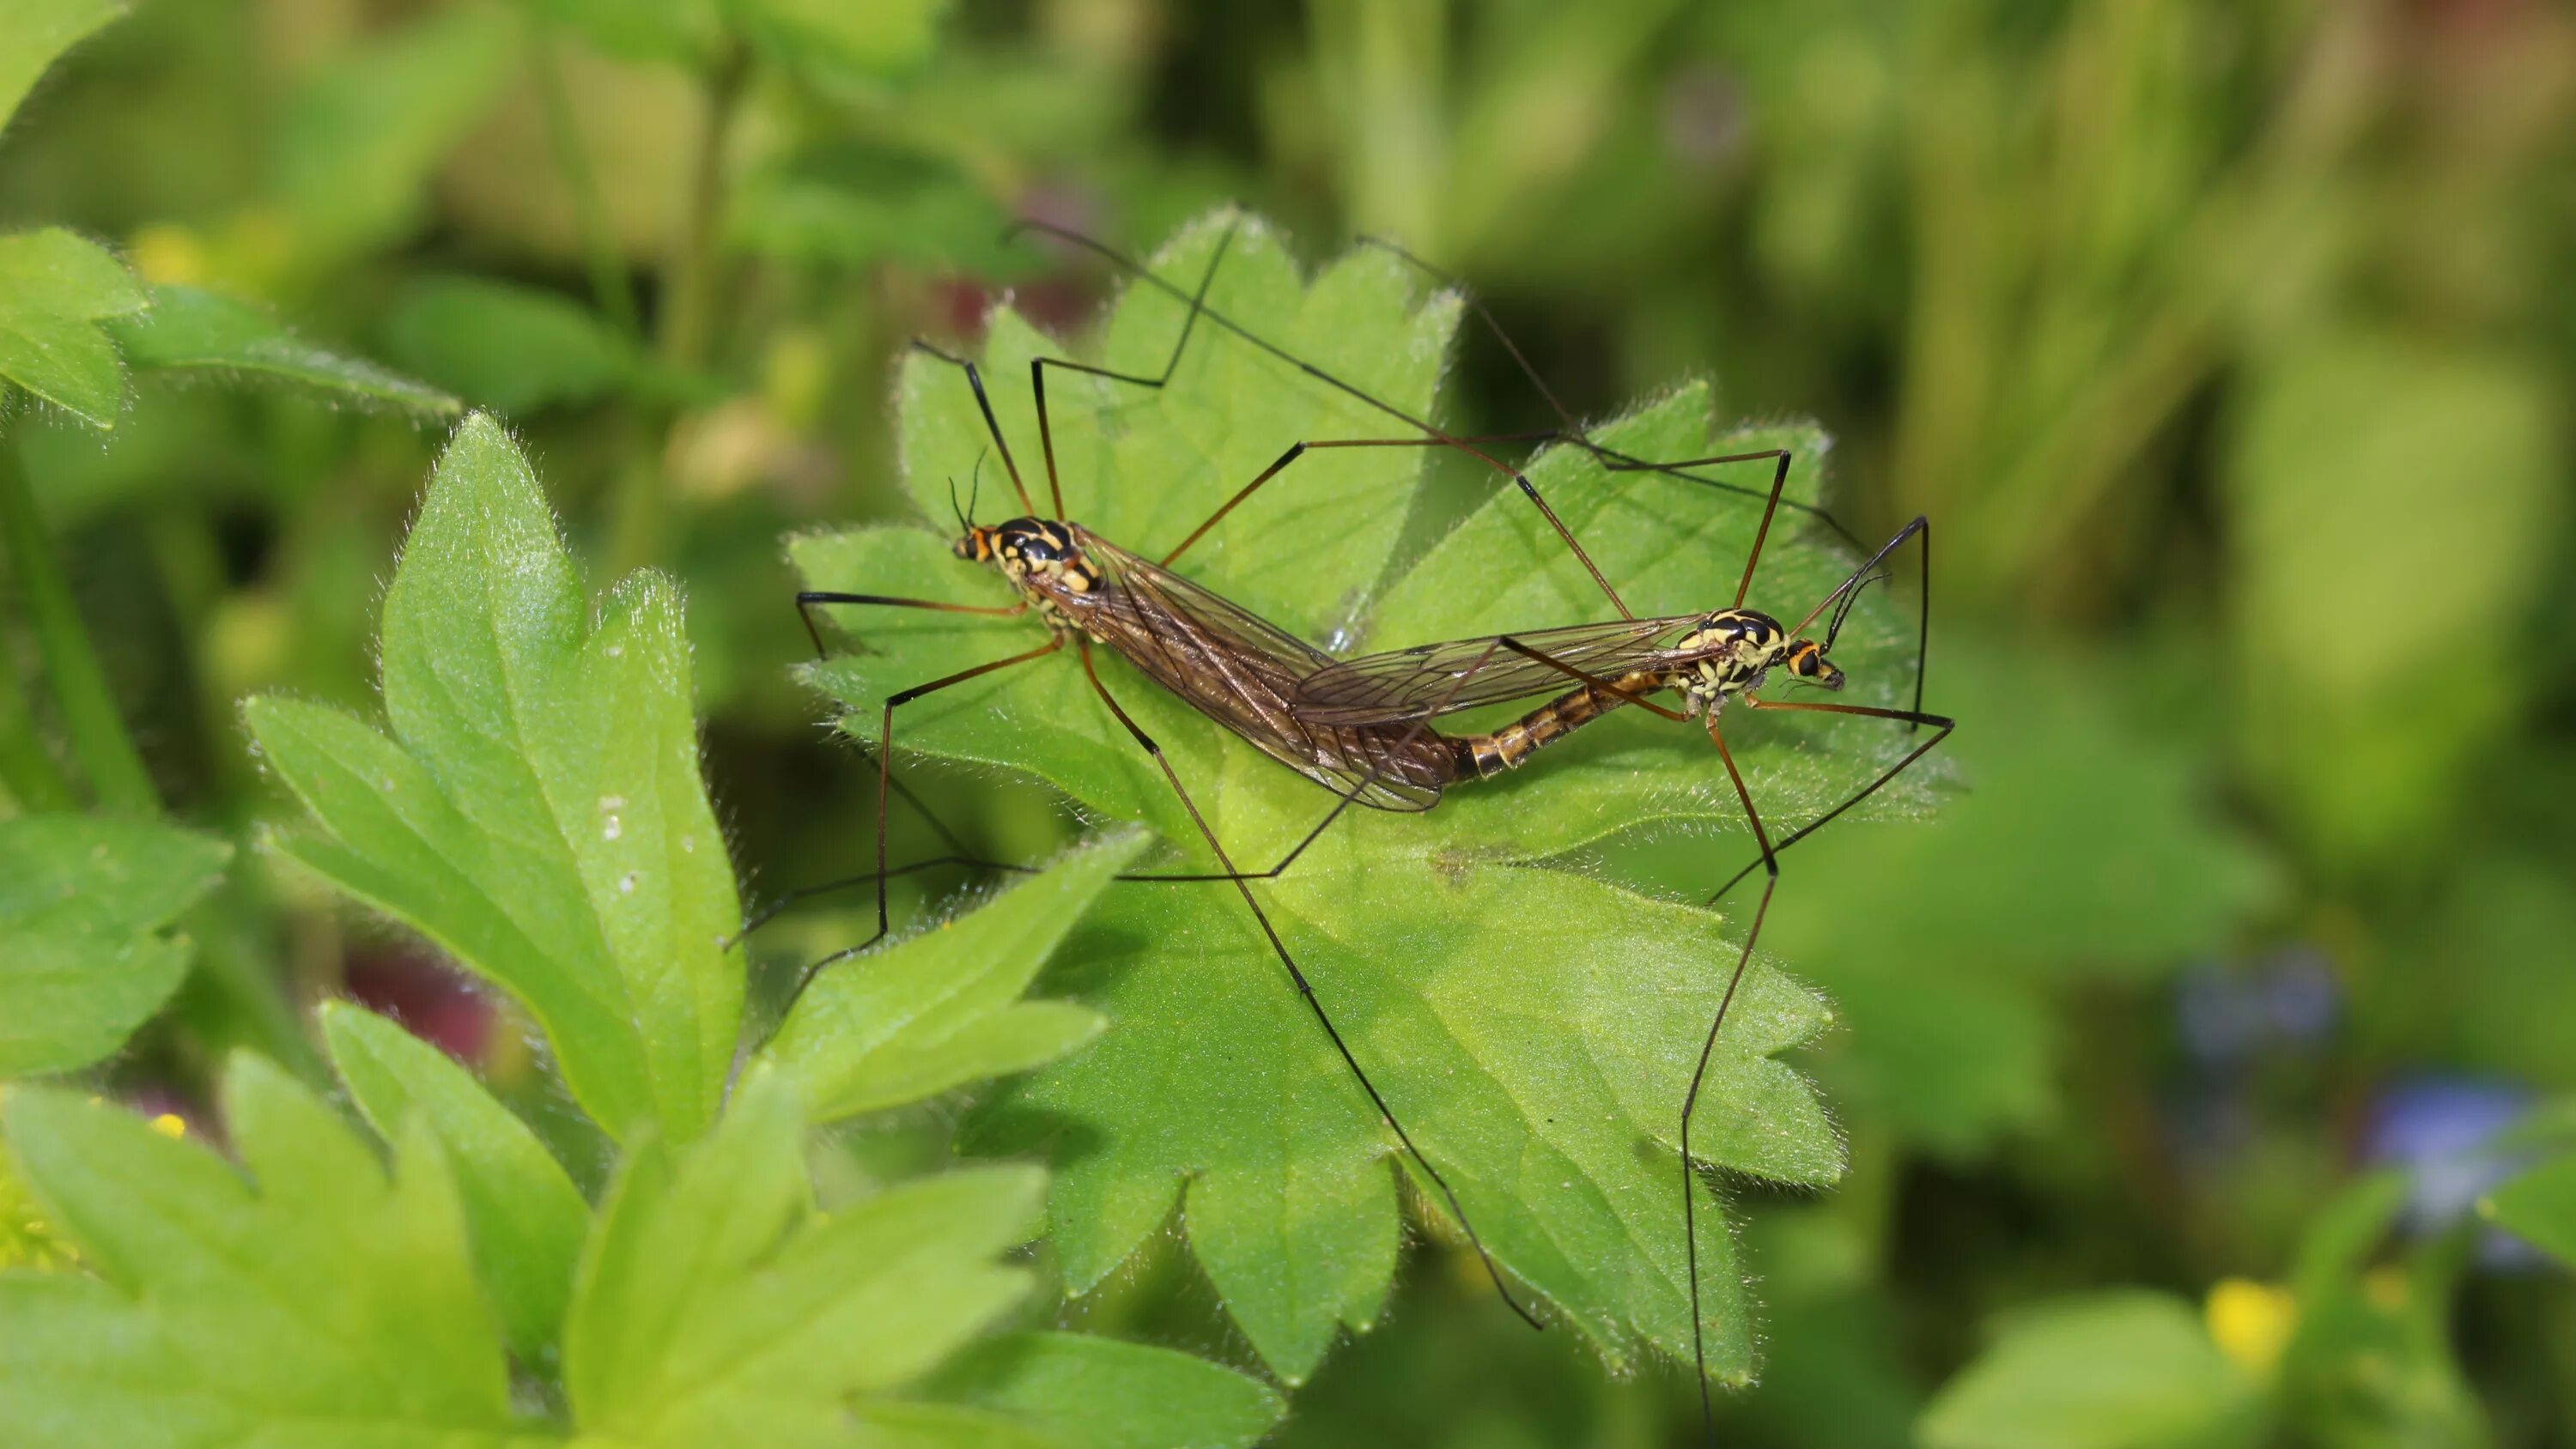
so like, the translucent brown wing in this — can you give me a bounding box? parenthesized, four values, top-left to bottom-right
(1064, 527, 1446, 811)
(1296, 615, 1702, 724)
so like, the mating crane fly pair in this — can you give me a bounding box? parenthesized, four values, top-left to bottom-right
(774, 217, 1953, 1424)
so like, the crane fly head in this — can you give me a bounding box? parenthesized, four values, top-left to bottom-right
(960, 517, 1100, 595)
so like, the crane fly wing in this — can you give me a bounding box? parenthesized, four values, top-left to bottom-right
(1297, 616, 1698, 724)
(1070, 529, 1443, 811)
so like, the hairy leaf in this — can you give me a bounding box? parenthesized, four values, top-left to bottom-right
(246, 415, 740, 1143)
(0, 1060, 549, 1446)
(112, 284, 460, 415)
(794, 213, 1877, 1383)
(762, 833, 1140, 1122)
(322, 1001, 590, 1361)
(0, 813, 230, 1076)
(562, 1071, 1042, 1445)
(0, 227, 147, 427)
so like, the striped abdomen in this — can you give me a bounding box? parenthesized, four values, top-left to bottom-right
(1455, 670, 1668, 779)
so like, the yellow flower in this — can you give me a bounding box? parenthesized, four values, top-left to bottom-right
(2204, 1277, 2297, 1377)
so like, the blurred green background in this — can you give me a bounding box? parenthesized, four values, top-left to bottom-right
(4, 0, 2573, 1444)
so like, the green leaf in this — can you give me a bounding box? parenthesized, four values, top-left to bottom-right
(0, 0, 127, 136)
(729, 0, 951, 83)
(0, 227, 148, 427)
(729, 143, 1018, 275)
(108, 283, 459, 415)
(562, 1070, 1044, 1445)
(2483, 1153, 2576, 1269)
(0, 1060, 547, 1446)
(245, 415, 741, 1143)
(0, 813, 231, 1076)
(795, 214, 1852, 1383)
(321, 1000, 590, 1361)
(762, 834, 1139, 1121)
(380, 276, 634, 415)
(2227, 330, 2565, 870)
(1713, 636, 2277, 1156)
(274, 4, 516, 258)
(918, 1332, 1287, 1449)
(1918, 1291, 2264, 1449)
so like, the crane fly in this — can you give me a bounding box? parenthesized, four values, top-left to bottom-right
(782, 216, 1672, 1336)
(769, 215, 1944, 1411)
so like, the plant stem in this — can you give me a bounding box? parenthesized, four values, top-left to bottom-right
(528, 20, 644, 342)
(0, 418, 160, 815)
(610, 39, 748, 575)
(0, 645, 76, 810)
(658, 40, 749, 374)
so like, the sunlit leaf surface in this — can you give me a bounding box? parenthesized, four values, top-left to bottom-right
(793, 214, 1932, 1383)
(246, 415, 741, 1143)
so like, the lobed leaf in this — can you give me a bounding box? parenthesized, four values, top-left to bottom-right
(762, 833, 1141, 1122)
(796, 212, 1861, 1384)
(562, 1071, 1045, 1446)
(0, 227, 148, 427)
(0, 813, 231, 1077)
(0, 1060, 548, 1446)
(246, 415, 740, 1143)
(322, 1001, 591, 1361)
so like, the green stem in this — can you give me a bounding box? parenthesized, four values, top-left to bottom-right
(658, 40, 749, 374)
(611, 39, 748, 574)
(0, 419, 160, 815)
(0, 645, 76, 811)
(528, 20, 644, 342)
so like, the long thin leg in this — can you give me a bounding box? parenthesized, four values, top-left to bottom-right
(780, 635, 1065, 1005)
(1704, 696, 1956, 904)
(911, 220, 1241, 524)
(1352, 233, 1864, 546)
(1676, 694, 1953, 1416)
(1073, 639, 1544, 1331)
(1006, 219, 1637, 620)
(1684, 717, 1778, 1439)
(1159, 431, 1563, 570)
(732, 854, 1036, 947)
(1352, 233, 1934, 719)
(1028, 222, 1239, 519)
(1121, 634, 1512, 886)
(793, 590, 1030, 859)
